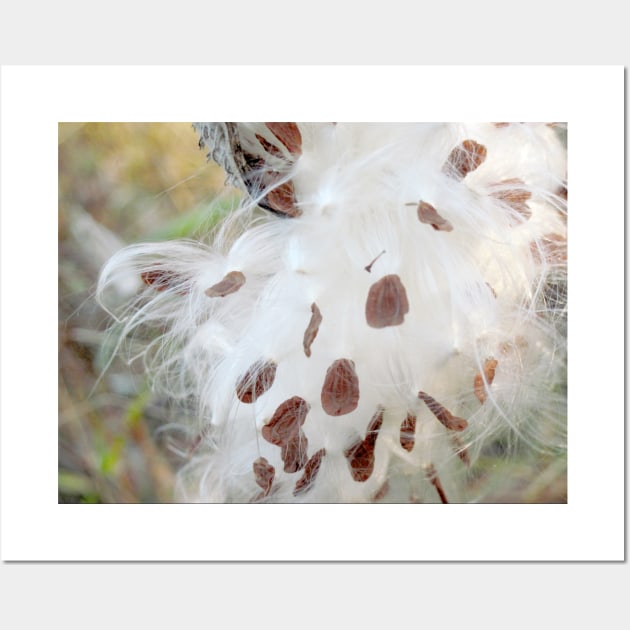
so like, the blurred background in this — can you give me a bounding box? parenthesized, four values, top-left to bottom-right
(58, 123, 232, 502)
(58, 123, 567, 503)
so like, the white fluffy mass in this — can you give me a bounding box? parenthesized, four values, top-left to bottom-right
(98, 122, 567, 503)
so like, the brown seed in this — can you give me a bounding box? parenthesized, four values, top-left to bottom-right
(444, 139, 487, 180)
(253, 457, 275, 497)
(186, 426, 211, 457)
(255, 133, 284, 158)
(141, 269, 188, 294)
(281, 435, 309, 473)
(303, 303, 323, 358)
(265, 123, 302, 156)
(365, 274, 410, 328)
(205, 270, 246, 297)
(557, 184, 568, 201)
(416, 200, 453, 231)
(425, 463, 449, 503)
(473, 358, 498, 404)
(530, 233, 567, 264)
(400, 413, 417, 452)
(264, 179, 300, 217)
(418, 391, 468, 431)
(293, 448, 326, 495)
(490, 178, 532, 221)
(262, 396, 310, 473)
(451, 435, 471, 467)
(494, 122, 510, 128)
(321, 358, 360, 416)
(236, 360, 277, 403)
(344, 407, 384, 482)
(262, 396, 309, 445)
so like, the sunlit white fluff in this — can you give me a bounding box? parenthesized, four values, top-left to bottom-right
(98, 122, 567, 503)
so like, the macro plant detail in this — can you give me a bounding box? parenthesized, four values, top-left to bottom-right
(98, 122, 567, 503)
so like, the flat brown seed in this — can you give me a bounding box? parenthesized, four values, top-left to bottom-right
(451, 435, 471, 466)
(262, 396, 310, 446)
(255, 133, 284, 158)
(236, 360, 277, 403)
(418, 391, 468, 431)
(205, 270, 246, 297)
(253, 457, 275, 496)
(303, 303, 323, 358)
(265, 123, 302, 156)
(490, 178, 532, 221)
(262, 397, 310, 473)
(365, 274, 410, 328)
(400, 413, 417, 452)
(344, 407, 384, 482)
(416, 200, 453, 231)
(141, 269, 188, 295)
(263, 179, 301, 217)
(321, 358, 360, 416)
(281, 435, 309, 473)
(293, 448, 326, 495)
(530, 233, 567, 264)
(444, 139, 487, 180)
(473, 358, 498, 404)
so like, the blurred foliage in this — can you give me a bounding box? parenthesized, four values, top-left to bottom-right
(58, 123, 566, 504)
(58, 123, 232, 503)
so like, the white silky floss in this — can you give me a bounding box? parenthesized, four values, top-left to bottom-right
(98, 123, 567, 503)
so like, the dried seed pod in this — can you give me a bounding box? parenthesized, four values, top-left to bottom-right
(490, 178, 532, 221)
(266, 123, 302, 156)
(400, 413, 417, 452)
(321, 358, 360, 416)
(293, 448, 326, 495)
(262, 396, 310, 473)
(344, 407, 384, 482)
(205, 270, 246, 297)
(365, 274, 410, 328)
(193, 123, 302, 218)
(303, 303, 323, 358)
(253, 457, 275, 497)
(473, 358, 498, 404)
(416, 200, 453, 231)
(444, 139, 487, 180)
(236, 360, 277, 403)
(418, 391, 468, 431)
